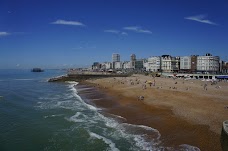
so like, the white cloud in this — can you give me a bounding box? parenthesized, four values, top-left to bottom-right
(121, 32, 128, 35)
(104, 30, 120, 34)
(137, 29, 152, 34)
(51, 19, 85, 26)
(104, 29, 128, 36)
(0, 32, 10, 36)
(123, 26, 152, 34)
(123, 26, 139, 31)
(184, 14, 218, 25)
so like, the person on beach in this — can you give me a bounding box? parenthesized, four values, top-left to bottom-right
(203, 83, 207, 91)
(142, 84, 146, 90)
(137, 96, 144, 101)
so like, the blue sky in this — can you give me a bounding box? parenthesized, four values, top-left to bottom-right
(0, 0, 228, 69)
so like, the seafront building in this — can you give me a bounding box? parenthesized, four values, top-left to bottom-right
(135, 59, 145, 70)
(112, 53, 120, 62)
(130, 54, 136, 69)
(113, 61, 122, 69)
(161, 55, 180, 73)
(221, 61, 228, 73)
(161, 55, 172, 72)
(122, 61, 132, 69)
(197, 53, 220, 73)
(112, 53, 121, 69)
(101, 62, 112, 70)
(179, 54, 220, 74)
(180, 55, 197, 73)
(92, 62, 101, 70)
(172, 56, 180, 72)
(180, 56, 191, 70)
(91, 53, 226, 74)
(144, 56, 161, 72)
(191, 55, 197, 73)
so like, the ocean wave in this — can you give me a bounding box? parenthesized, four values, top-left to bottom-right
(36, 100, 84, 111)
(107, 113, 127, 121)
(65, 81, 79, 85)
(44, 114, 64, 119)
(89, 131, 120, 151)
(76, 87, 94, 92)
(65, 108, 161, 150)
(65, 84, 162, 150)
(96, 112, 162, 150)
(38, 82, 200, 151)
(68, 83, 100, 111)
(179, 144, 201, 151)
(66, 112, 89, 123)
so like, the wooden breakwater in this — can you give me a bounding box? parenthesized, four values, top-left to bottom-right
(221, 120, 228, 151)
(48, 72, 130, 82)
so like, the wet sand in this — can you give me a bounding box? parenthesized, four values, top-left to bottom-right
(78, 74, 228, 150)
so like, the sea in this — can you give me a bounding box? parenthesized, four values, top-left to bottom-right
(0, 69, 200, 151)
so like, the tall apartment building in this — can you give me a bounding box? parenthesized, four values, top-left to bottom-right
(145, 56, 161, 72)
(112, 53, 120, 62)
(197, 53, 220, 73)
(130, 54, 136, 69)
(112, 53, 120, 69)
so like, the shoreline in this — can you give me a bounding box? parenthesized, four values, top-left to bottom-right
(77, 74, 228, 150)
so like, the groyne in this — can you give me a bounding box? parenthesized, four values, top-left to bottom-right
(48, 72, 130, 82)
(221, 120, 228, 151)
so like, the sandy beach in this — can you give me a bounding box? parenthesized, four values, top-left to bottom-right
(81, 74, 228, 150)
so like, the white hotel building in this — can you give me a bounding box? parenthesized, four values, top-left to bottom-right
(161, 55, 180, 73)
(180, 56, 191, 70)
(197, 53, 220, 73)
(144, 56, 161, 72)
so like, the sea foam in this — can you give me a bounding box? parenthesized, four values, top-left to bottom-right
(89, 131, 120, 151)
(39, 80, 201, 151)
(68, 82, 99, 111)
